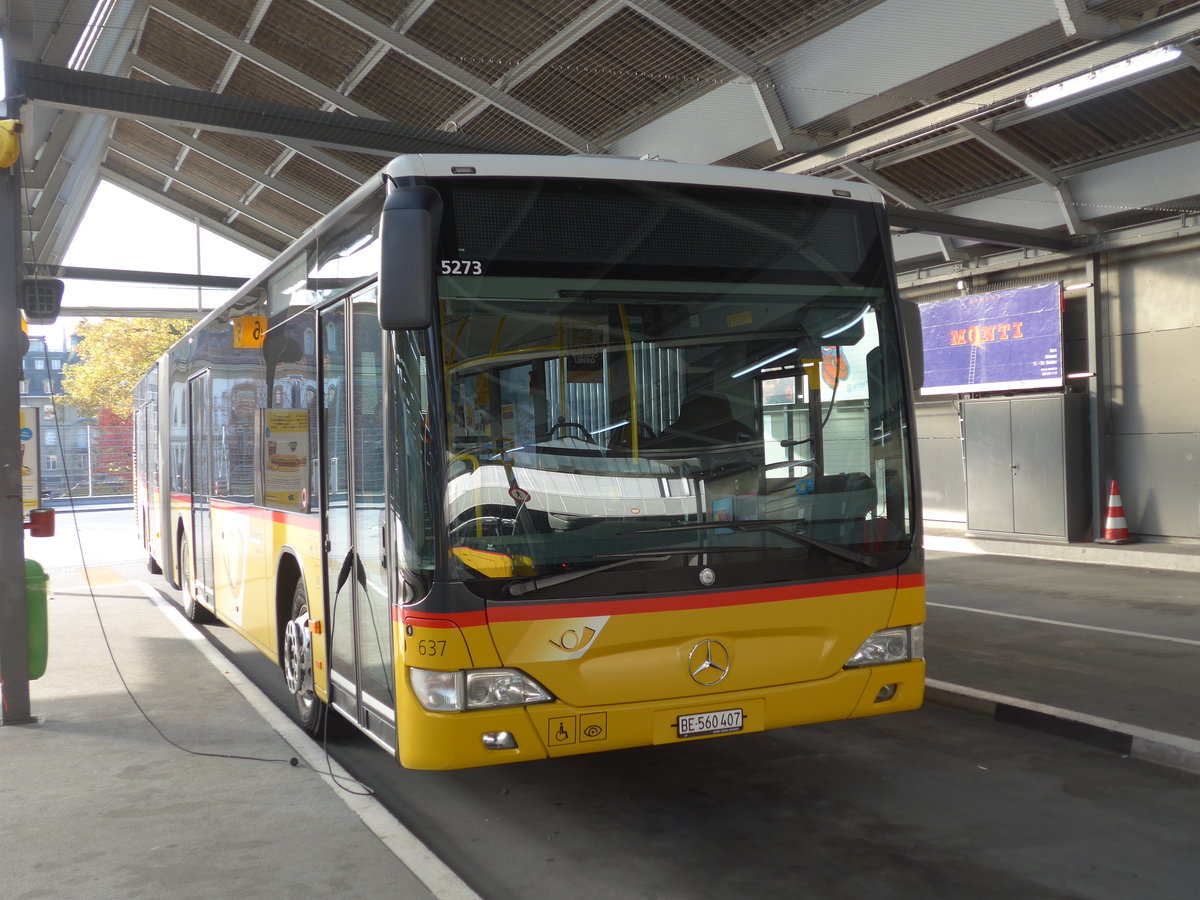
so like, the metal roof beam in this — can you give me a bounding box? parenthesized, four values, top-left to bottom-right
(144, 123, 334, 215)
(153, 0, 382, 119)
(23, 109, 111, 267)
(888, 207, 1074, 252)
(957, 119, 1094, 235)
(395, 0, 439, 33)
(49, 265, 247, 289)
(107, 142, 303, 240)
(842, 160, 965, 261)
(1177, 41, 1200, 73)
(127, 54, 389, 184)
(26, 152, 75, 233)
(778, 8, 1200, 175)
(13, 60, 505, 156)
(440, 0, 627, 132)
(21, 110, 78, 190)
(55, 305, 215, 318)
(172, 0, 273, 182)
(29, 190, 70, 267)
(841, 160, 925, 209)
(308, 0, 593, 151)
(9, 0, 98, 66)
(628, 0, 809, 152)
(1053, 0, 1120, 39)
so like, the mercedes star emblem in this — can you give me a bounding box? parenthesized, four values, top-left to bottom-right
(688, 639, 731, 686)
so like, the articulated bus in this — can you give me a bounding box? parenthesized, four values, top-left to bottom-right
(135, 154, 924, 770)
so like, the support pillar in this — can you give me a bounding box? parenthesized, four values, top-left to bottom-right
(1085, 254, 1111, 539)
(0, 50, 33, 724)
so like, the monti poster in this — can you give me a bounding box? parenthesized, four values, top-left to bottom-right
(918, 282, 1063, 395)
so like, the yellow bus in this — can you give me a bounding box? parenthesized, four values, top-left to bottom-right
(135, 154, 925, 770)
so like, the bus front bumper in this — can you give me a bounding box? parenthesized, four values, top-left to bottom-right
(396, 660, 924, 770)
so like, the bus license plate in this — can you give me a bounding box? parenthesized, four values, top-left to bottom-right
(677, 708, 743, 739)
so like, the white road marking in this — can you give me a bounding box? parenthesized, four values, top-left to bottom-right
(929, 602, 1200, 647)
(134, 580, 482, 900)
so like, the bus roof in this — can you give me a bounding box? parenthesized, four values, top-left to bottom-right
(387, 154, 884, 206)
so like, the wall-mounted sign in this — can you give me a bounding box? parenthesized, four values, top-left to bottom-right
(919, 283, 1063, 396)
(19, 407, 40, 513)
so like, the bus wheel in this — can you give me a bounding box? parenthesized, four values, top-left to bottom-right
(179, 534, 211, 623)
(283, 579, 326, 736)
(145, 516, 162, 574)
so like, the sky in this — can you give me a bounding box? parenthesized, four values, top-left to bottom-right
(31, 181, 270, 349)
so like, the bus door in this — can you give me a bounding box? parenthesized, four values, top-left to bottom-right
(187, 370, 214, 601)
(319, 294, 395, 748)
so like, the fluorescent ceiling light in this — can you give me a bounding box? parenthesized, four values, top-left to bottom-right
(592, 420, 628, 434)
(1025, 46, 1180, 108)
(68, 0, 117, 69)
(732, 347, 796, 379)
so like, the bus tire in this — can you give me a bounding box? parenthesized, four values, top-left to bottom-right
(179, 533, 212, 623)
(283, 579, 326, 736)
(144, 514, 162, 574)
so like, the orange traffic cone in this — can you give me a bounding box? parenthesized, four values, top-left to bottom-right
(1097, 480, 1134, 544)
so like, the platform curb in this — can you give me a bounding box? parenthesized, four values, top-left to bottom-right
(133, 580, 483, 900)
(925, 679, 1200, 777)
(923, 534, 1200, 573)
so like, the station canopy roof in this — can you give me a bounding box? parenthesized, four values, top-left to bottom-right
(9, 0, 1200, 311)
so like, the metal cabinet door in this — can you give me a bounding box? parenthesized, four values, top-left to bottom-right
(964, 400, 1015, 534)
(1011, 397, 1066, 537)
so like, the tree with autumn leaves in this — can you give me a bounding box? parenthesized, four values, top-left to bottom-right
(60, 318, 194, 492)
(61, 318, 194, 419)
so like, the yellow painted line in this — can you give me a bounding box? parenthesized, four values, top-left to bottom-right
(83, 567, 125, 586)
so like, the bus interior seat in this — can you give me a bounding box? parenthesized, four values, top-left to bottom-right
(645, 391, 754, 451)
(807, 472, 877, 544)
(606, 420, 657, 453)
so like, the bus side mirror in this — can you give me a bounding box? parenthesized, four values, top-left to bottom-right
(901, 300, 924, 392)
(378, 183, 442, 331)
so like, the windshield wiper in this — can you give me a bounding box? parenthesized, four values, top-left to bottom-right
(621, 520, 876, 567)
(505, 553, 671, 598)
(504, 546, 780, 598)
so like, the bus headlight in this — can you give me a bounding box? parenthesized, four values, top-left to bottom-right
(410, 667, 554, 712)
(410, 669, 460, 711)
(844, 625, 924, 668)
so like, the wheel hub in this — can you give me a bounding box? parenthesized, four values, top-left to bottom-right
(283, 613, 313, 703)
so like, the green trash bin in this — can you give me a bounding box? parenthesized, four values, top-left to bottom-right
(25, 559, 48, 680)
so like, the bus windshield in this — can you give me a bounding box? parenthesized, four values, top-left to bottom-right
(433, 178, 914, 600)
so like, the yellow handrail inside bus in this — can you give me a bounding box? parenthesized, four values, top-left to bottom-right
(618, 304, 639, 458)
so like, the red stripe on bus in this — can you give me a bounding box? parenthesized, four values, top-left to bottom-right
(208, 499, 321, 530)
(396, 573, 911, 628)
(484, 573, 901, 623)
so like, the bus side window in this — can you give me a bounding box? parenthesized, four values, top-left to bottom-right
(392, 332, 435, 583)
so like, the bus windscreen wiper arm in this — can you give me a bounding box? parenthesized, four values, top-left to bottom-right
(621, 520, 875, 567)
(505, 554, 671, 598)
(504, 545, 794, 598)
